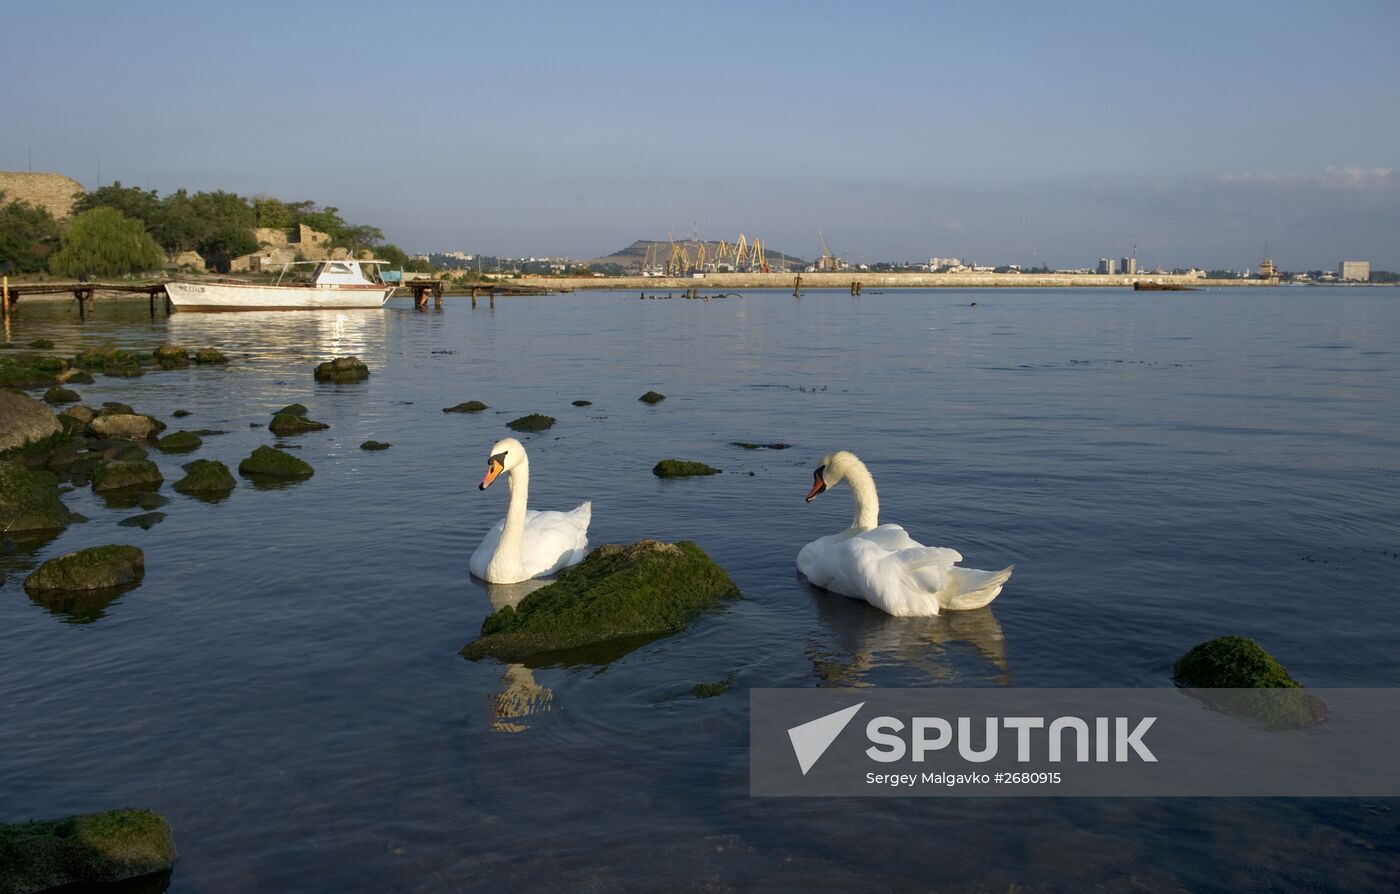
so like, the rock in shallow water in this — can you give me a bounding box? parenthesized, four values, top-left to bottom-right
(360, 440, 391, 451)
(443, 400, 487, 413)
(174, 459, 236, 495)
(91, 460, 163, 493)
(0, 807, 175, 894)
(506, 414, 554, 433)
(23, 544, 145, 594)
(652, 459, 720, 478)
(118, 511, 166, 530)
(88, 414, 159, 441)
(0, 460, 72, 534)
(268, 413, 328, 435)
(462, 540, 739, 664)
(1172, 635, 1327, 730)
(639, 390, 666, 404)
(238, 446, 313, 480)
(155, 430, 202, 453)
(0, 391, 62, 452)
(314, 356, 368, 383)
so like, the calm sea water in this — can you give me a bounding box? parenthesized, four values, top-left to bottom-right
(2, 287, 1398, 892)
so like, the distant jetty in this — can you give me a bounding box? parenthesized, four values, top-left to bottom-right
(512, 271, 1270, 291)
(1133, 281, 1199, 292)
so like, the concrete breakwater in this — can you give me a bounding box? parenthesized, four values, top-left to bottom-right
(514, 271, 1269, 291)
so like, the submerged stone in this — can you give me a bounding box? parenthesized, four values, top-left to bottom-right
(174, 459, 236, 495)
(151, 344, 190, 369)
(275, 403, 309, 417)
(639, 390, 666, 404)
(462, 540, 739, 664)
(0, 807, 175, 893)
(692, 676, 736, 698)
(443, 400, 487, 413)
(268, 412, 328, 435)
(360, 440, 392, 451)
(64, 371, 95, 385)
(27, 338, 55, 350)
(23, 544, 145, 594)
(155, 431, 202, 453)
(1172, 635, 1326, 730)
(0, 460, 71, 534)
(118, 511, 166, 530)
(171, 409, 191, 418)
(731, 441, 791, 450)
(314, 355, 368, 383)
(239, 446, 314, 480)
(653, 459, 721, 478)
(506, 413, 555, 433)
(43, 385, 80, 404)
(192, 346, 228, 364)
(138, 492, 170, 510)
(92, 460, 163, 493)
(571, 400, 592, 407)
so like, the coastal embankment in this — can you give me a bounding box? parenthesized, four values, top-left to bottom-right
(518, 271, 1270, 291)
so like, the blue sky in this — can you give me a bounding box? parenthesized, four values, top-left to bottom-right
(4, 0, 1398, 268)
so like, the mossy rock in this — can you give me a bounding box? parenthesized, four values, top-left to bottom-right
(313, 355, 368, 383)
(507, 414, 555, 433)
(174, 459, 235, 495)
(360, 440, 391, 451)
(74, 346, 144, 378)
(23, 545, 145, 594)
(653, 459, 720, 478)
(275, 403, 309, 417)
(192, 347, 228, 365)
(42, 385, 79, 405)
(443, 400, 488, 413)
(92, 460, 163, 493)
(639, 390, 666, 404)
(268, 413, 328, 435)
(0, 460, 71, 534)
(462, 540, 739, 664)
(65, 371, 95, 385)
(27, 338, 55, 350)
(155, 431, 202, 453)
(571, 400, 592, 407)
(151, 344, 190, 369)
(692, 675, 735, 698)
(1172, 635, 1326, 730)
(99, 402, 135, 417)
(171, 409, 191, 418)
(0, 355, 62, 389)
(239, 446, 313, 480)
(0, 807, 175, 893)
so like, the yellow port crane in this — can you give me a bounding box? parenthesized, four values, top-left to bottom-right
(816, 230, 841, 271)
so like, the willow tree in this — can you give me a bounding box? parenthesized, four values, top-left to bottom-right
(50, 207, 166, 278)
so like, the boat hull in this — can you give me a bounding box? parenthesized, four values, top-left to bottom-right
(165, 281, 395, 311)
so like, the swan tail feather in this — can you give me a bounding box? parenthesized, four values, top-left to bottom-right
(942, 564, 1014, 611)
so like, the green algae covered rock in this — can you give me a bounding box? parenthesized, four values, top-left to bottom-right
(0, 807, 174, 894)
(314, 355, 368, 383)
(1172, 635, 1327, 730)
(192, 346, 228, 365)
(43, 385, 79, 404)
(92, 460, 163, 493)
(653, 459, 720, 478)
(506, 413, 555, 433)
(639, 390, 666, 404)
(443, 400, 487, 413)
(275, 403, 309, 417)
(151, 344, 190, 369)
(155, 431, 202, 453)
(571, 400, 592, 407)
(27, 338, 54, 350)
(23, 545, 145, 594)
(268, 412, 328, 435)
(173, 459, 235, 495)
(239, 446, 313, 480)
(462, 540, 739, 664)
(0, 460, 71, 534)
(360, 440, 391, 451)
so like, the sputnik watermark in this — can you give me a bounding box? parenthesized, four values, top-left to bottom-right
(751, 689, 1400, 796)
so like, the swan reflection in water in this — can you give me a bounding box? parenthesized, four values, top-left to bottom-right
(480, 579, 555, 732)
(801, 575, 1010, 686)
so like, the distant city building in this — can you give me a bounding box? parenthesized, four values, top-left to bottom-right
(1120, 257, 1137, 275)
(930, 257, 962, 270)
(1258, 257, 1278, 280)
(1097, 258, 1117, 275)
(1339, 260, 1370, 281)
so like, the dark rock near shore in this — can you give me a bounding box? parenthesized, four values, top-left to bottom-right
(24, 545, 145, 595)
(653, 459, 720, 478)
(314, 356, 368, 383)
(443, 401, 487, 413)
(174, 459, 236, 496)
(171, 409, 191, 418)
(151, 344, 190, 369)
(639, 390, 666, 404)
(64, 371, 95, 385)
(0, 391, 63, 452)
(88, 414, 159, 441)
(268, 412, 328, 435)
(155, 431, 202, 453)
(27, 338, 54, 350)
(118, 511, 166, 530)
(42, 386, 79, 405)
(507, 414, 555, 433)
(275, 403, 309, 417)
(0, 460, 72, 534)
(60, 405, 96, 426)
(0, 807, 175, 893)
(462, 540, 739, 665)
(192, 347, 228, 364)
(731, 441, 791, 450)
(360, 440, 391, 451)
(239, 446, 314, 480)
(572, 400, 592, 407)
(92, 460, 163, 493)
(98, 402, 134, 417)
(138, 492, 169, 510)
(1172, 635, 1327, 730)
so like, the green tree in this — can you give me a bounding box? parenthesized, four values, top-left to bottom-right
(72, 181, 163, 232)
(187, 191, 257, 258)
(252, 196, 294, 229)
(49, 207, 165, 278)
(0, 192, 62, 274)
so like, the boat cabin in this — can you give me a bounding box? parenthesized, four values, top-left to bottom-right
(274, 260, 392, 288)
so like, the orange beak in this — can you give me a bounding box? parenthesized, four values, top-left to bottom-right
(805, 473, 827, 503)
(480, 459, 503, 490)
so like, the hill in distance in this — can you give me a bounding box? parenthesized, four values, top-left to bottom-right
(590, 240, 808, 272)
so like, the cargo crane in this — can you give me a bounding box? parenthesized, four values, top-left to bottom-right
(815, 230, 842, 271)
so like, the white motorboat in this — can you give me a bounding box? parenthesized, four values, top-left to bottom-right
(165, 260, 397, 311)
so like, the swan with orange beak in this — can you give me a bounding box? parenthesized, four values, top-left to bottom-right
(469, 437, 591, 584)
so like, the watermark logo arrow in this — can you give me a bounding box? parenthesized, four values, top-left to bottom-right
(787, 702, 865, 775)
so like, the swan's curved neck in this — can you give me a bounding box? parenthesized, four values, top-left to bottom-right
(494, 459, 530, 572)
(843, 459, 879, 533)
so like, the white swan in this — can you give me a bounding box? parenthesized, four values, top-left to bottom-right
(797, 450, 1012, 617)
(469, 437, 591, 584)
